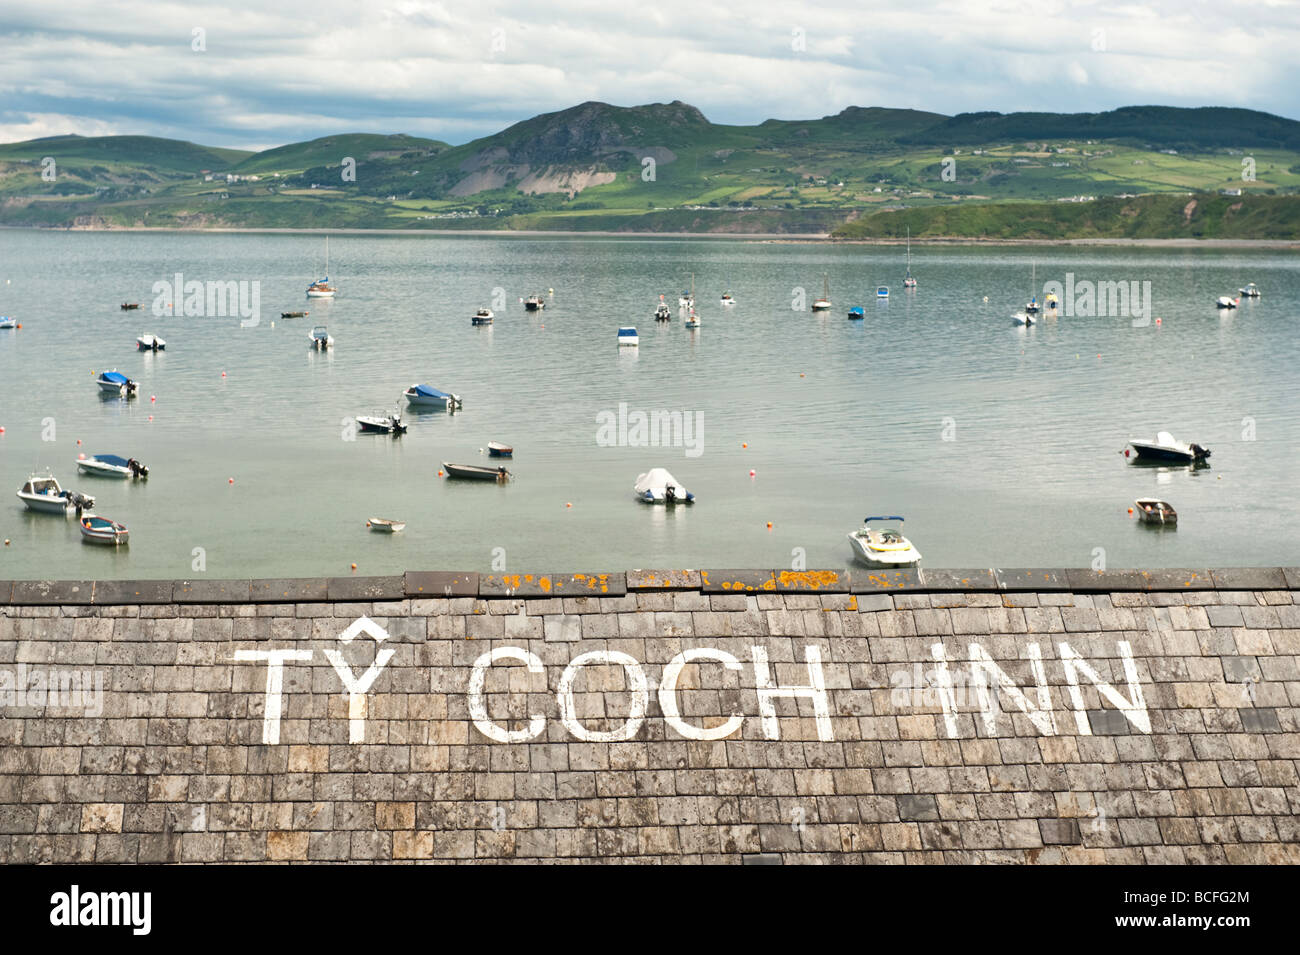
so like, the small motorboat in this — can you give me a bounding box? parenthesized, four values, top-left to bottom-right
(1125, 431, 1211, 464)
(1216, 296, 1239, 309)
(721, 292, 735, 306)
(16, 474, 94, 514)
(847, 516, 921, 566)
(136, 333, 165, 351)
(634, 467, 695, 505)
(367, 518, 406, 533)
(877, 286, 889, 300)
(811, 273, 831, 311)
(685, 310, 700, 329)
(1045, 292, 1059, 310)
(472, 308, 494, 326)
(356, 411, 407, 435)
(847, 306, 864, 320)
(96, 370, 139, 397)
(0, 317, 16, 329)
(1238, 283, 1261, 298)
(1024, 298, 1040, 314)
(404, 384, 462, 410)
(487, 442, 513, 457)
(618, 326, 639, 347)
(281, 310, 308, 318)
(120, 303, 141, 311)
(523, 295, 546, 311)
(443, 462, 510, 482)
(308, 325, 333, 349)
(79, 514, 129, 546)
(1012, 312, 1035, 326)
(78, 454, 149, 480)
(1134, 498, 1177, 525)
(654, 302, 672, 321)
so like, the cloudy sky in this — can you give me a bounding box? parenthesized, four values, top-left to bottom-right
(0, 0, 1296, 150)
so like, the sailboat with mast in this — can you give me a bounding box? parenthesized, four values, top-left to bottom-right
(306, 237, 337, 299)
(811, 273, 831, 311)
(903, 226, 917, 288)
(1023, 262, 1039, 314)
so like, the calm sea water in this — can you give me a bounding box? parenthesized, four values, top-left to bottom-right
(0, 231, 1297, 580)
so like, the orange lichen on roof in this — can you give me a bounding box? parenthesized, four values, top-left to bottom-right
(774, 570, 841, 591)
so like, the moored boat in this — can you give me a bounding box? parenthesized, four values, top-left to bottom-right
(877, 286, 889, 300)
(523, 295, 546, 311)
(903, 226, 918, 288)
(472, 308, 494, 326)
(96, 370, 139, 397)
(1216, 296, 1238, 309)
(654, 300, 672, 321)
(136, 333, 165, 351)
(1239, 283, 1261, 298)
(0, 317, 16, 329)
(721, 292, 735, 306)
(1011, 312, 1035, 326)
(633, 467, 695, 505)
(281, 311, 308, 318)
(811, 273, 831, 311)
(487, 442, 513, 457)
(367, 518, 406, 533)
(1134, 498, 1177, 525)
(684, 309, 700, 329)
(618, 326, 639, 347)
(77, 454, 148, 480)
(443, 462, 510, 482)
(847, 307, 864, 320)
(847, 516, 921, 566)
(79, 514, 129, 546)
(356, 411, 406, 435)
(120, 303, 141, 311)
(16, 474, 95, 514)
(308, 325, 333, 349)
(306, 237, 337, 298)
(404, 384, 462, 410)
(1124, 431, 1211, 464)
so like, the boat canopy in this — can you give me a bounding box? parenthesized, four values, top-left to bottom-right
(412, 384, 453, 399)
(92, 454, 131, 467)
(100, 371, 129, 384)
(635, 468, 685, 493)
(864, 515, 905, 522)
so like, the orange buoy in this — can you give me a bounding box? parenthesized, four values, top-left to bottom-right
(742, 442, 747, 448)
(766, 522, 773, 529)
(78, 453, 85, 460)
(228, 477, 234, 484)
(350, 563, 357, 572)
(1155, 317, 1162, 325)
(150, 395, 156, 402)
(221, 371, 227, 378)
(148, 415, 153, 421)
(438, 469, 444, 477)
(749, 469, 756, 477)
(1127, 508, 1134, 515)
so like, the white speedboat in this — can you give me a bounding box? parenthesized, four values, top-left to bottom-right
(634, 467, 695, 504)
(136, 334, 165, 351)
(404, 384, 461, 410)
(618, 326, 639, 347)
(847, 516, 921, 566)
(654, 302, 672, 321)
(78, 454, 149, 480)
(1239, 283, 1260, 298)
(1125, 431, 1211, 464)
(524, 294, 546, 311)
(721, 292, 735, 306)
(16, 474, 94, 514)
(1134, 498, 1177, 525)
(306, 237, 337, 298)
(79, 514, 129, 546)
(1216, 296, 1238, 309)
(96, 370, 138, 397)
(811, 273, 831, 311)
(877, 286, 889, 300)
(308, 325, 333, 349)
(472, 308, 494, 326)
(367, 518, 406, 533)
(0, 316, 16, 329)
(356, 411, 406, 435)
(1012, 312, 1035, 326)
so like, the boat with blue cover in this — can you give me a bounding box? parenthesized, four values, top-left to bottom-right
(848, 307, 864, 320)
(404, 384, 462, 410)
(77, 454, 149, 480)
(96, 370, 138, 397)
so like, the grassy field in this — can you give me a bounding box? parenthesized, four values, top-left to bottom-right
(2, 104, 1298, 236)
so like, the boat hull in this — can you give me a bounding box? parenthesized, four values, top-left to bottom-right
(367, 519, 405, 533)
(443, 463, 510, 482)
(487, 444, 512, 458)
(18, 493, 69, 514)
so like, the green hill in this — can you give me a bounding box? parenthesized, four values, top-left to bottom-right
(1, 102, 1298, 236)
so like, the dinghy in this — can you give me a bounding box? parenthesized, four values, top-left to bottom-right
(120, 303, 141, 311)
(16, 474, 94, 514)
(80, 514, 129, 546)
(847, 516, 921, 566)
(366, 518, 406, 533)
(96, 370, 139, 397)
(355, 411, 406, 435)
(1134, 498, 1177, 525)
(487, 442, 513, 457)
(443, 462, 510, 482)
(281, 311, 308, 318)
(634, 468, 695, 505)
(404, 384, 462, 410)
(77, 454, 148, 480)
(1125, 432, 1211, 464)
(136, 333, 165, 351)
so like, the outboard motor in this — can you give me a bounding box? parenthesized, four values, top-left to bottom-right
(128, 458, 149, 479)
(1190, 443, 1211, 461)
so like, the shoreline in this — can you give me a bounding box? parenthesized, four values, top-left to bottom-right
(3, 225, 1297, 247)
